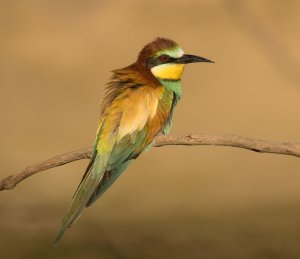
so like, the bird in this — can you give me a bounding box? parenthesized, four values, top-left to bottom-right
(54, 37, 213, 245)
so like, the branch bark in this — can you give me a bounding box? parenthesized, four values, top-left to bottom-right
(1, 134, 300, 192)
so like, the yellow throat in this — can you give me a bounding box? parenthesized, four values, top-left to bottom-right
(151, 63, 185, 80)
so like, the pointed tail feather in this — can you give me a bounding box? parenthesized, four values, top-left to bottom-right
(86, 160, 132, 207)
(53, 155, 104, 246)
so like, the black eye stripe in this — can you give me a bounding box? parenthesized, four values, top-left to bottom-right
(147, 55, 178, 68)
(159, 54, 170, 62)
(159, 55, 178, 63)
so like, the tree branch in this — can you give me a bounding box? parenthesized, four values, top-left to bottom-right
(1, 134, 300, 192)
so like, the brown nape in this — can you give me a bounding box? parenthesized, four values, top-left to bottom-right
(137, 37, 179, 65)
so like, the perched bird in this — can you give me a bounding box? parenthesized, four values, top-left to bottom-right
(54, 37, 213, 245)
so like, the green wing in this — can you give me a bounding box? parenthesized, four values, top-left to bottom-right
(86, 127, 151, 207)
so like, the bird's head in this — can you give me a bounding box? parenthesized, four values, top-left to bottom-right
(137, 37, 213, 81)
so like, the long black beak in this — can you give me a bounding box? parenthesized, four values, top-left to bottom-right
(175, 54, 214, 64)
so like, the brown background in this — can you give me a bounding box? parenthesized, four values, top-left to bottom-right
(1, 1, 300, 258)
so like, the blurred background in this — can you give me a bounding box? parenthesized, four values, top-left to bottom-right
(1, 0, 300, 258)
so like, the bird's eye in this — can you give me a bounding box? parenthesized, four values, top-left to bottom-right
(159, 54, 170, 63)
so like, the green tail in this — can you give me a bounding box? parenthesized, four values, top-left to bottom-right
(53, 156, 132, 246)
(86, 160, 131, 207)
(53, 155, 104, 246)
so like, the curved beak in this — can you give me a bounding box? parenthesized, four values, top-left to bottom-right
(175, 54, 214, 64)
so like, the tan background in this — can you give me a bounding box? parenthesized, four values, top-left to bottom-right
(1, 0, 300, 258)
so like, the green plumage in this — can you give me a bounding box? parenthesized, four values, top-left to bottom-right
(159, 80, 182, 134)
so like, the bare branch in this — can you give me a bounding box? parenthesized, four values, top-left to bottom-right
(1, 134, 300, 192)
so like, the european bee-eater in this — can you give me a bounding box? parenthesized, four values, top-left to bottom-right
(54, 37, 213, 245)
